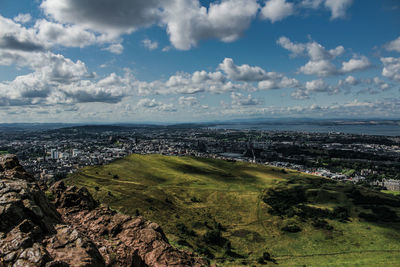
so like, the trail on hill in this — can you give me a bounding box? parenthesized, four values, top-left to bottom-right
(256, 188, 269, 234)
(79, 173, 142, 185)
(274, 249, 400, 259)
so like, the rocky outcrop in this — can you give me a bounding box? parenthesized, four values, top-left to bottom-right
(0, 155, 207, 267)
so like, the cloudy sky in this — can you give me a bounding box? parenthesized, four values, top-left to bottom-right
(0, 0, 399, 123)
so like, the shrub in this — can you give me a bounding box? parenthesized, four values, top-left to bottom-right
(176, 223, 196, 236)
(281, 224, 301, 233)
(196, 247, 214, 259)
(312, 219, 333, 230)
(203, 229, 224, 245)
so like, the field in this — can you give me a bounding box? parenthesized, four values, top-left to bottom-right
(66, 154, 400, 266)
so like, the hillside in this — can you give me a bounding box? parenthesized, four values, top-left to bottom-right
(0, 154, 205, 266)
(66, 154, 400, 266)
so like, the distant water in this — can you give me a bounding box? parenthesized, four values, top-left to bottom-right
(210, 123, 400, 136)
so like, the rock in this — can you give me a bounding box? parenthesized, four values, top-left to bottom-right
(44, 224, 105, 267)
(0, 155, 104, 267)
(53, 194, 208, 267)
(50, 181, 99, 212)
(0, 155, 208, 266)
(0, 154, 34, 182)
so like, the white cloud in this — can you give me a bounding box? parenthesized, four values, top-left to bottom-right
(278, 37, 344, 73)
(324, 0, 353, 19)
(219, 58, 270, 81)
(278, 36, 374, 77)
(385, 36, 400, 53)
(103, 43, 124, 54)
(179, 96, 198, 106)
(40, 0, 161, 38)
(162, 0, 260, 50)
(41, 0, 259, 50)
(0, 15, 44, 52)
(231, 92, 262, 106)
(381, 57, 400, 82)
(299, 59, 337, 76)
(276, 36, 306, 57)
(137, 98, 177, 112)
(260, 0, 294, 23)
(142, 39, 158, 50)
(13, 13, 32, 24)
(339, 75, 359, 86)
(34, 19, 98, 48)
(305, 79, 329, 92)
(258, 76, 299, 90)
(340, 56, 371, 73)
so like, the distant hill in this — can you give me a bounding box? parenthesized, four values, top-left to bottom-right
(66, 154, 400, 266)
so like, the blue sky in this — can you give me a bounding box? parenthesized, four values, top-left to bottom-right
(0, 0, 399, 123)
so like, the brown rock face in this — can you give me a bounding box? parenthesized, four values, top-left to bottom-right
(0, 155, 208, 267)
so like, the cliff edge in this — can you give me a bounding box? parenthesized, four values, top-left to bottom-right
(0, 155, 207, 267)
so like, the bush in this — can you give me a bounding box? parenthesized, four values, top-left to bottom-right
(203, 229, 225, 245)
(281, 224, 301, 233)
(177, 239, 192, 248)
(257, 257, 266, 264)
(196, 247, 214, 259)
(312, 219, 333, 230)
(176, 223, 196, 236)
(190, 196, 201, 202)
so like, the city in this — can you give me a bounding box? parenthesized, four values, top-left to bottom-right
(1, 124, 399, 190)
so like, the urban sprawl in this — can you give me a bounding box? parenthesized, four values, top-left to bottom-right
(1, 125, 399, 191)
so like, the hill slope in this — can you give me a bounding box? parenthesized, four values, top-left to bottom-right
(66, 154, 400, 266)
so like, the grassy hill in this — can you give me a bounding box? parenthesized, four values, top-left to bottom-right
(65, 154, 400, 266)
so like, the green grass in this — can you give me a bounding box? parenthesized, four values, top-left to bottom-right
(66, 154, 400, 266)
(0, 151, 9, 155)
(382, 190, 400, 196)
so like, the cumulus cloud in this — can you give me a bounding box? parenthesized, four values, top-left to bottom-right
(13, 13, 32, 24)
(162, 0, 260, 50)
(40, 0, 260, 50)
(324, 0, 353, 19)
(1, 14, 114, 53)
(260, 0, 294, 23)
(277, 36, 374, 77)
(103, 43, 124, 54)
(291, 78, 336, 99)
(385, 36, 400, 53)
(219, 58, 270, 81)
(258, 76, 299, 90)
(305, 79, 329, 92)
(299, 59, 337, 76)
(179, 96, 198, 106)
(231, 92, 262, 106)
(137, 98, 177, 112)
(34, 19, 98, 48)
(340, 56, 371, 73)
(142, 39, 158, 50)
(276, 36, 306, 57)
(278, 36, 343, 76)
(0, 16, 44, 52)
(381, 57, 400, 82)
(40, 0, 161, 38)
(338, 75, 359, 86)
(0, 45, 138, 106)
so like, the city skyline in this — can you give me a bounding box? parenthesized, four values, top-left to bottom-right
(0, 0, 399, 123)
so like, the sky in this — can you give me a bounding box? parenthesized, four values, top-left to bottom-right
(0, 0, 399, 123)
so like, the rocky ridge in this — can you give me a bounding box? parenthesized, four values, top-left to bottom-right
(0, 155, 207, 266)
